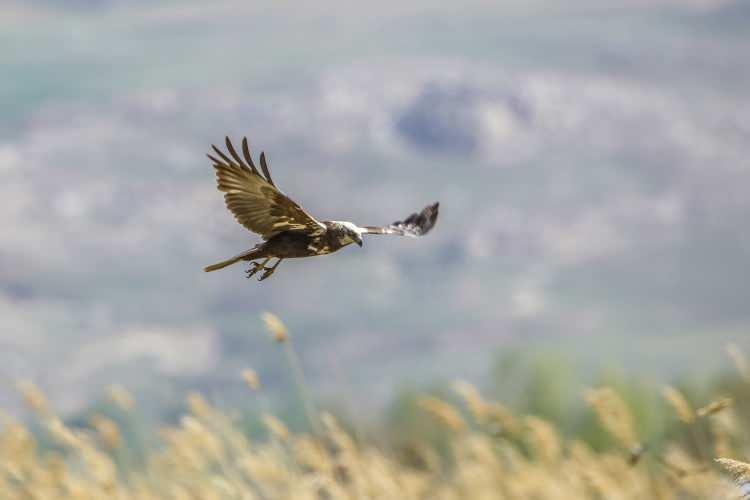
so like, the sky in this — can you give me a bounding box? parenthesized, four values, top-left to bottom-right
(1, 0, 749, 416)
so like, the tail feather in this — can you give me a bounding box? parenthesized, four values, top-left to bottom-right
(203, 248, 261, 272)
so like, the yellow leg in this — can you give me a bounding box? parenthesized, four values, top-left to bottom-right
(246, 258, 270, 278)
(259, 258, 283, 281)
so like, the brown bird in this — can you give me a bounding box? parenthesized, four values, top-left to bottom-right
(203, 137, 440, 281)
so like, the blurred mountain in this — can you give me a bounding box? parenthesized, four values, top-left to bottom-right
(1, 0, 749, 417)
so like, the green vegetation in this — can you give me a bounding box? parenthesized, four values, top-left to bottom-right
(2, 315, 749, 498)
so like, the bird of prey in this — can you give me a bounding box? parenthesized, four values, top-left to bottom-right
(203, 137, 439, 281)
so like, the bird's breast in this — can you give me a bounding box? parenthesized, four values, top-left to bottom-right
(306, 241, 333, 255)
(306, 232, 348, 256)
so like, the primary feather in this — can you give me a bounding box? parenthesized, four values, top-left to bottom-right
(362, 202, 439, 237)
(207, 137, 325, 240)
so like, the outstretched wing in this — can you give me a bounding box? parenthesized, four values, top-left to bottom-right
(208, 137, 326, 239)
(362, 202, 439, 237)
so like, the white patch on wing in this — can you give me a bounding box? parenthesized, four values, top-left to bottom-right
(331, 220, 366, 235)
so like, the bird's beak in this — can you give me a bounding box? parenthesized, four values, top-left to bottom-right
(356, 238, 363, 247)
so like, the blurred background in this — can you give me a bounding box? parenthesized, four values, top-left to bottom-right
(1, 0, 749, 424)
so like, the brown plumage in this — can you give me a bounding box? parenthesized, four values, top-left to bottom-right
(204, 137, 439, 281)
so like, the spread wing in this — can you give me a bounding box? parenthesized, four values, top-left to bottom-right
(207, 137, 326, 239)
(362, 202, 439, 237)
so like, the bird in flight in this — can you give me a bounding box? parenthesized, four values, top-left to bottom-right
(203, 137, 440, 281)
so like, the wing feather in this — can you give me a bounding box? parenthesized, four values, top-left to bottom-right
(209, 137, 325, 239)
(224, 137, 248, 170)
(259, 152, 275, 187)
(241, 137, 261, 176)
(362, 202, 439, 237)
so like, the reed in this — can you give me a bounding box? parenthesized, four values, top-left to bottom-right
(1, 328, 748, 499)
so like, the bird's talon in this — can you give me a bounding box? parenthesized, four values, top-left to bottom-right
(246, 262, 265, 278)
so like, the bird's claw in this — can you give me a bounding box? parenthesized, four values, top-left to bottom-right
(246, 259, 281, 281)
(246, 262, 268, 278)
(258, 268, 275, 281)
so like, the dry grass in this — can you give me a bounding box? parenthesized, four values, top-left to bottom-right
(2, 323, 749, 499)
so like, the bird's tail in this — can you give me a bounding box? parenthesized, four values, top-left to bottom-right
(203, 247, 262, 272)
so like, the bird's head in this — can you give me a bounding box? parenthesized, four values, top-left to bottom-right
(336, 221, 364, 248)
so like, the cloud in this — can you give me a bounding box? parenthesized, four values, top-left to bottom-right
(1, 1, 749, 414)
(69, 326, 220, 379)
(2, 66, 746, 350)
(0, 145, 20, 172)
(396, 84, 483, 155)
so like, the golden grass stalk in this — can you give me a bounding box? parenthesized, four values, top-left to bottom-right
(4, 344, 750, 499)
(107, 384, 135, 411)
(241, 369, 260, 391)
(727, 344, 750, 383)
(697, 398, 732, 418)
(451, 380, 518, 435)
(452, 380, 487, 422)
(262, 414, 290, 442)
(661, 386, 695, 424)
(716, 458, 750, 499)
(262, 312, 321, 435)
(715, 457, 750, 480)
(45, 417, 85, 450)
(417, 396, 465, 432)
(187, 392, 211, 419)
(262, 312, 288, 343)
(661, 387, 716, 463)
(585, 387, 638, 449)
(89, 415, 122, 451)
(711, 415, 734, 458)
(16, 380, 47, 416)
(524, 416, 561, 464)
(484, 402, 520, 436)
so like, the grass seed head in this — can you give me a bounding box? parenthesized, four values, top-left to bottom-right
(525, 416, 561, 464)
(262, 312, 288, 343)
(262, 414, 290, 441)
(16, 380, 48, 416)
(585, 387, 638, 449)
(727, 344, 750, 383)
(241, 369, 260, 391)
(107, 384, 135, 411)
(661, 386, 695, 424)
(89, 414, 122, 450)
(716, 457, 750, 494)
(697, 398, 732, 418)
(46, 417, 83, 450)
(417, 396, 465, 432)
(452, 380, 488, 423)
(187, 392, 211, 418)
